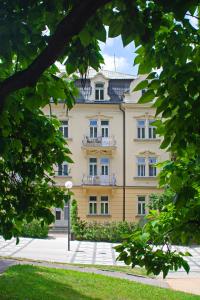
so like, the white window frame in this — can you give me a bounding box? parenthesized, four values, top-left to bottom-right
(137, 120, 146, 139)
(59, 121, 68, 138)
(89, 196, 97, 215)
(137, 196, 146, 216)
(100, 196, 109, 215)
(137, 157, 146, 177)
(89, 119, 98, 138)
(101, 120, 109, 138)
(95, 82, 104, 100)
(148, 157, 157, 177)
(136, 119, 157, 140)
(89, 158, 97, 176)
(100, 157, 109, 176)
(148, 120, 156, 139)
(57, 162, 69, 176)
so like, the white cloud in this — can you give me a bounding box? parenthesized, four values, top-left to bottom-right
(101, 53, 129, 73)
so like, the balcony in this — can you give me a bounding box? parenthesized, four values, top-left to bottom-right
(82, 136, 116, 154)
(82, 175, 116, 186)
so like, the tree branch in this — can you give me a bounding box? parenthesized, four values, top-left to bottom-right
(0, 0, 111, 113)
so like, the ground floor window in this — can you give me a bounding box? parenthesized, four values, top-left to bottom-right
(55, 210, 61, 220)
(137, 196, 146, 216)
(100, 196, 109, 215)
(89, 196, 97, 215)
(88, 195, 109, 215)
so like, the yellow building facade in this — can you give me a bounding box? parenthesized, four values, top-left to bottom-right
(43, 70, 169, 228)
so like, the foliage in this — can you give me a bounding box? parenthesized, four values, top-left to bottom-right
(70, 199, 79, 235)
(0, 265, 197, 300)
(72, 220, 136, 243)
(0, 101, 72, 240)
(20, 220, 49, 238)
(149, 188, 175, 211)
(0, 0, 199, 277)
(115, 205, 192, 278)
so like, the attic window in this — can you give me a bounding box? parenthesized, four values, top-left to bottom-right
(95, 82, 104, 100)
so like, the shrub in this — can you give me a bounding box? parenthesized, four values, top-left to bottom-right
(20, 220, 49, 238)
(70, 199, 136, 242)
(73, 220, 136, 243)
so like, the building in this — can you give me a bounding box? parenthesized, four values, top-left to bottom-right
(43, 69, 169, 228)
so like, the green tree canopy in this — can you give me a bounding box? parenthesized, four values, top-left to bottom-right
(0, 0, 199, 276)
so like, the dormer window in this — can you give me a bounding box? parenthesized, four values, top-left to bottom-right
(95, 83, 104, 100)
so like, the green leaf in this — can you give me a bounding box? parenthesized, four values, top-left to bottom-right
(138, 90, 155, 103)
(79, 29, 91, 47)
(96, 26, 106, 42)
(182, 260, 190, 274)
(170, 174, 182, 191)
(133, 80, 148, 91)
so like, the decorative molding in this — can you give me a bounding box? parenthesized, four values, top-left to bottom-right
(133, 176, 157, 180)
(137, 150, 157, 156)
(133, 138, 161, 142)
(85, 114, 113, 120)
(86, 73, 110, 101)
(134, 113, 155, 120)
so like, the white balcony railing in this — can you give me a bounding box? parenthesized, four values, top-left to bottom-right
(82, 175, 116, 186)
(82, 136, 116, 147)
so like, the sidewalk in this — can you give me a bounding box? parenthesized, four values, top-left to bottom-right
(1, 235, 200, 295)
(165, 278, 200, 296)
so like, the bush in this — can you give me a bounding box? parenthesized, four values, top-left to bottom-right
(20, 220, 49, 238)
(73, 220, 136, 243)
(70, 199, 136, 242)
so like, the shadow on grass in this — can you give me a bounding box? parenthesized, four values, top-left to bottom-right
(0, 264, 101, 300)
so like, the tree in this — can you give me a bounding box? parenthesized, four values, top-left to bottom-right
(0, 0, 199, 276)
(148, 188, 175, 211)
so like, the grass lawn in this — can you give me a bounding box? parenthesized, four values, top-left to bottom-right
(0, 256, 151, 277)
(0, 265, 198, 300)
(73, 263, 150, 277)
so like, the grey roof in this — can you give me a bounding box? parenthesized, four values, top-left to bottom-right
(76, 68, 136, 80)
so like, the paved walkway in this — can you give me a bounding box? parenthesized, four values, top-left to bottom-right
(0, 235, 124, 266)
(1, 235, 200, 275)
(1, 235, 200, 294)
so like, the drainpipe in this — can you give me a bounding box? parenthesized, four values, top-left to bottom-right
(119, 103, 126, 221)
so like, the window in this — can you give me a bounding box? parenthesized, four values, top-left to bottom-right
(58, 163, 68, 176)
(100, 157, 109, 175)
(89, 120, 98, 138)
(89, 196, 97, 215)
(137, 120, 145, 139)
(89, 158, 97, 176)
(95, 83, 104, 100)
(101, 196, 109, 215)
(148, 120, 156, 139)
(136, 157, 157, 177)
(136, 118, 158, 139)
(59, 121, 68, 138)
(148, 157, 157, 177)
(137, 196, 146, 215)
(55, 210, 61, 220)
(137, 157, 146, 177)
(101, 120, 109, 138)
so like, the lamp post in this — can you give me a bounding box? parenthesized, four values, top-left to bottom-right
(65, 180, 73, 251)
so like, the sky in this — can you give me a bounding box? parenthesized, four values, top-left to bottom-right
(99, 13, 198, 76)
(57, 14, 198, 76)
(99, 34, 138, 76)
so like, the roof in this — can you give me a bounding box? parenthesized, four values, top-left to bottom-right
(57, 67, 136, 80)
(78, 68, 136, 80)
